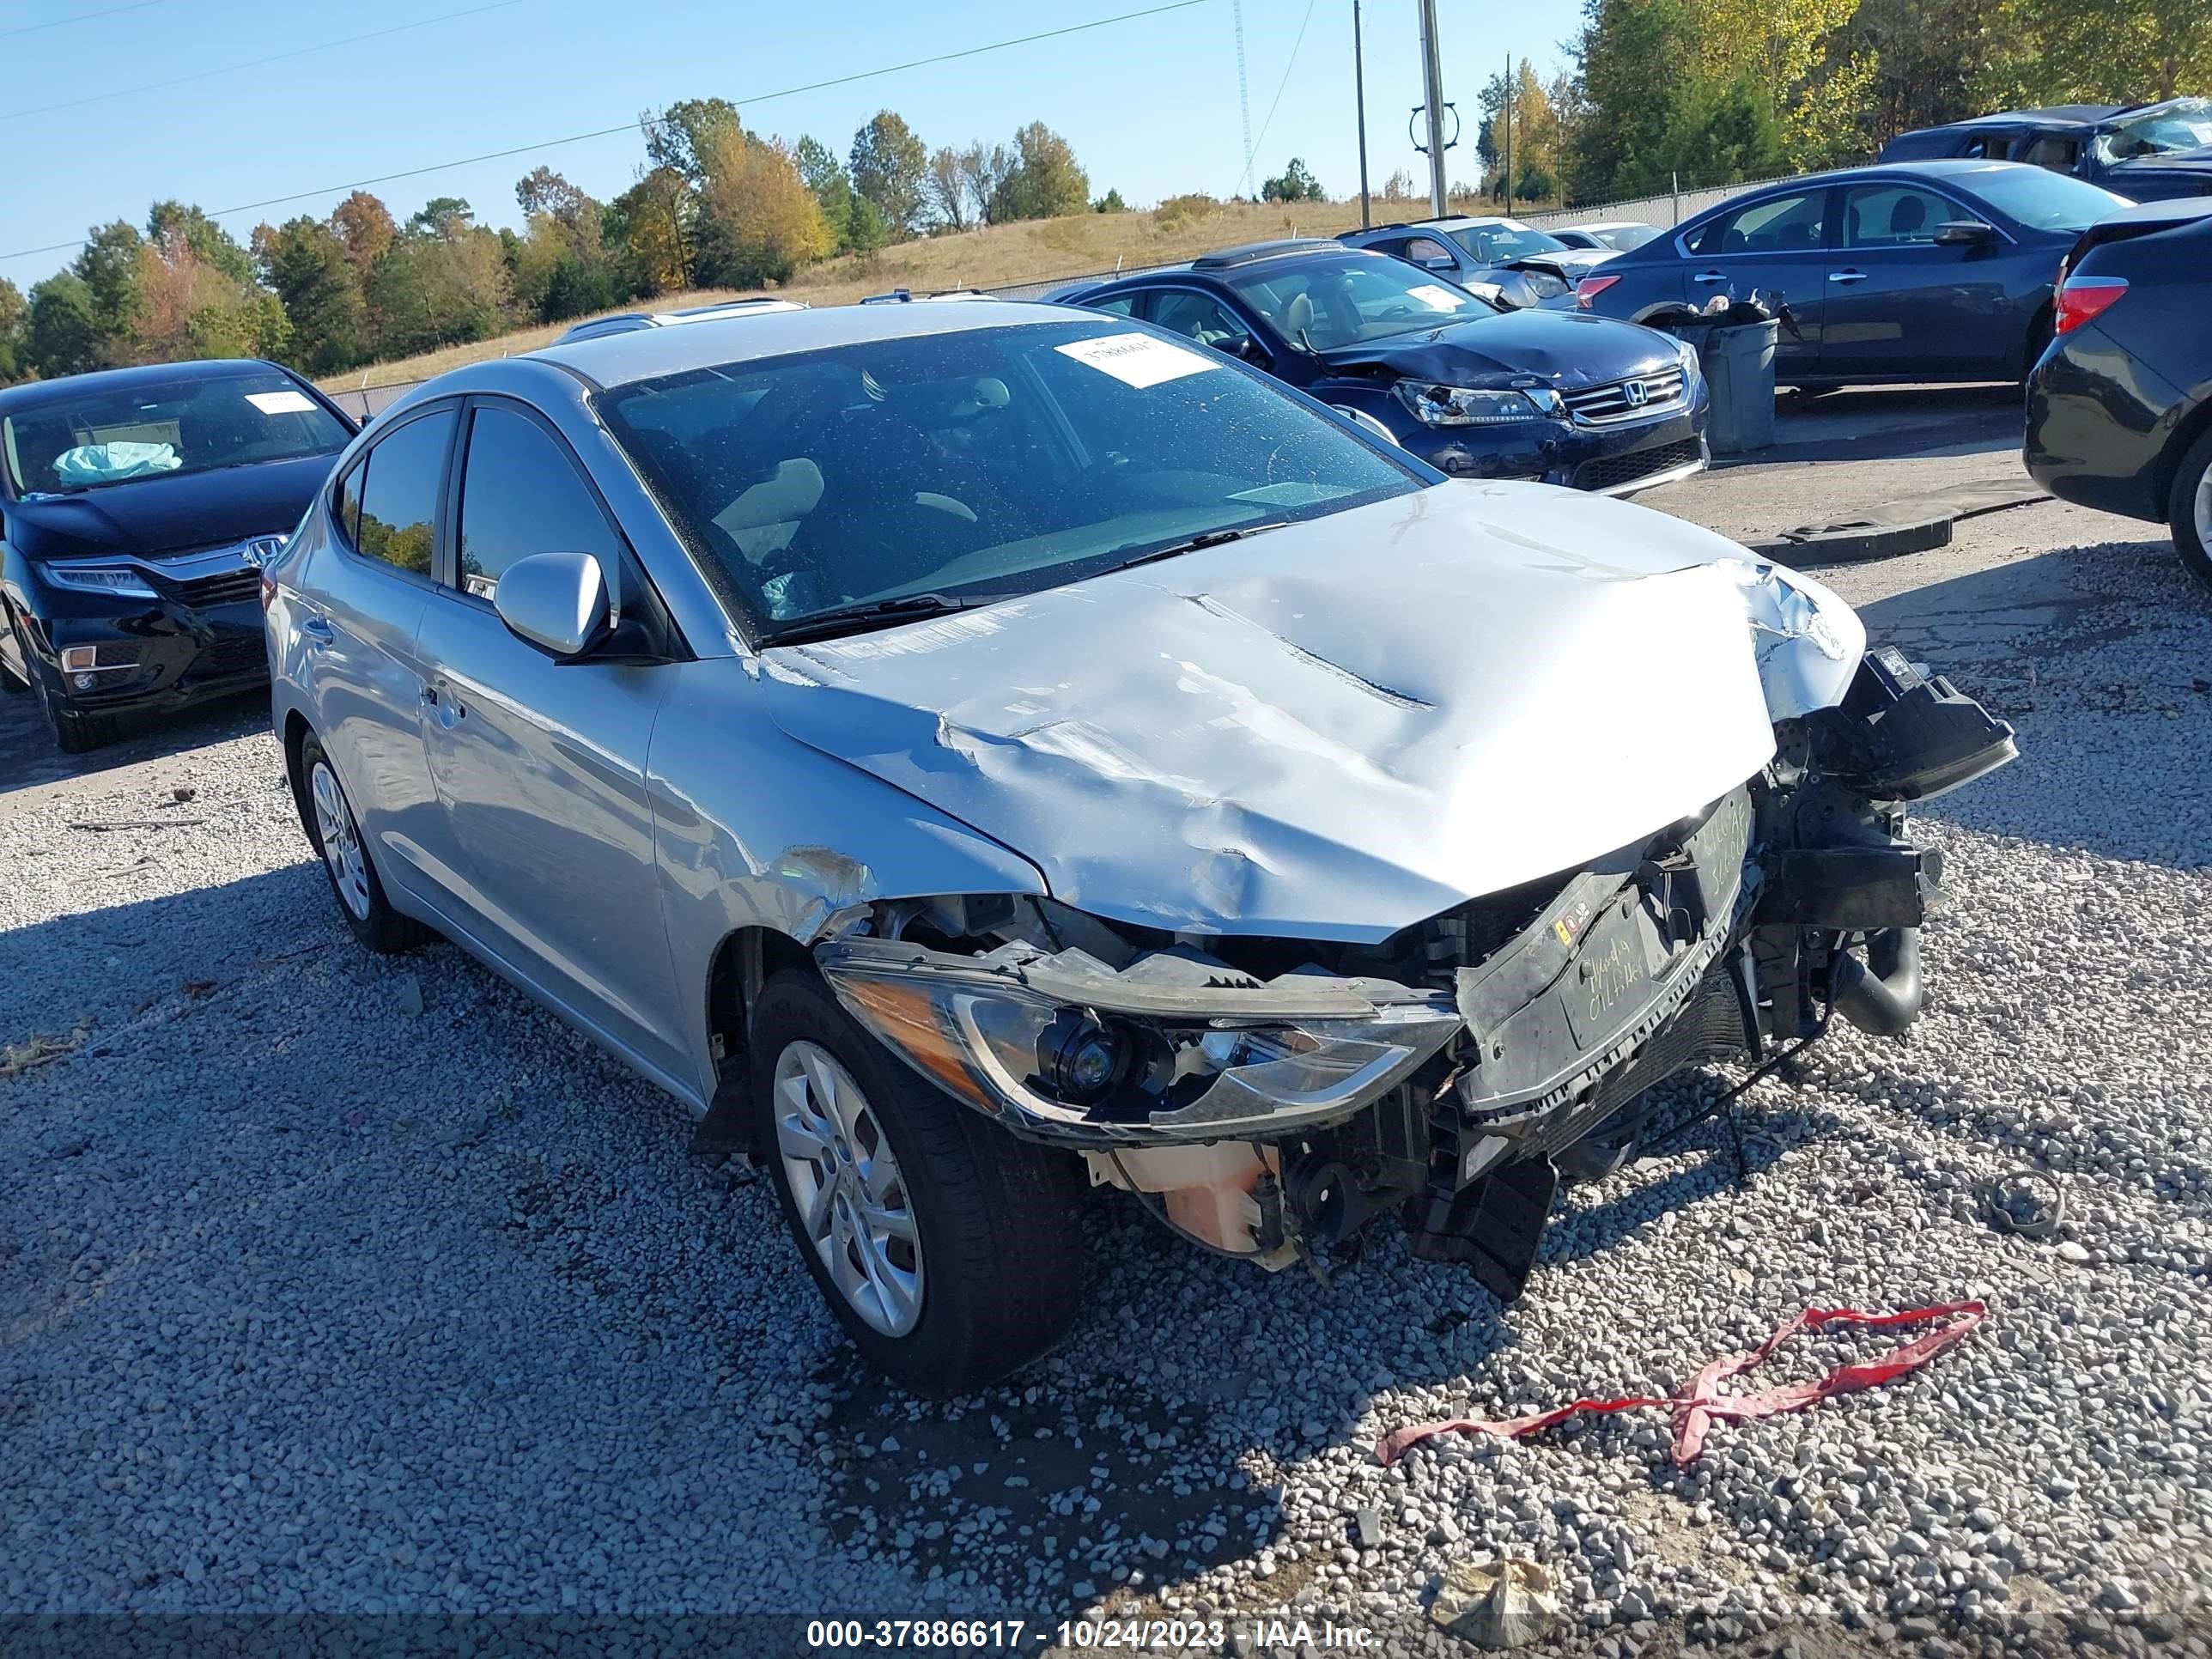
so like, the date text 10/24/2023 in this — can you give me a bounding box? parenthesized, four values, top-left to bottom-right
(805, 1618, 1379, 1650)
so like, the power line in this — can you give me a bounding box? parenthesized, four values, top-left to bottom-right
(0, 0, 170, 40)
(1234, 0, 1316, 195)
(1, 1, 524, 125)
(0, 0, 1212, 267)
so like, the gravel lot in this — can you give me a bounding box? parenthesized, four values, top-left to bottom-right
(5, 400, 2210, 1656)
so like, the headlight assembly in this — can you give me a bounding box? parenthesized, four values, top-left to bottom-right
(818, 943, 1462, 1144)
(44, 563, 158, 599)
(1393, 381, 1561, 427)
(1674, 335, 1704, 386)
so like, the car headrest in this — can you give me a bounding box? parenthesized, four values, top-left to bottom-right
(716, 457, 825, 532)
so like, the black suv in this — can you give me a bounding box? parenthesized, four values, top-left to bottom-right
(0, 359, 355, 751)
(1881, 99, 2212, 202)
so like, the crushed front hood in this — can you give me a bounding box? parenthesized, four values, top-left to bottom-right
(1319, 309, 1677, 390)
(758, 483, 1778, 943)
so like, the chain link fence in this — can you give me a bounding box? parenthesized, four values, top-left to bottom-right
(324, 173, 1794, 419)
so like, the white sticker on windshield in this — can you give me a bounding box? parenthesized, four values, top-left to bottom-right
(1407, 283, 1465, 312)
(245, 389, 317, 416)
(1054, 332, 1219, 388)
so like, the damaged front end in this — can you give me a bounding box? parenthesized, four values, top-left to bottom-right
(812, 640, 2014, 1302)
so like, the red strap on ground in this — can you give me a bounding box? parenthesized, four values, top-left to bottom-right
(1375, 1300, 1986, 1469)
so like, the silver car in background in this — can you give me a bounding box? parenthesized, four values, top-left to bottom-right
(265, 301, 2015, 1395)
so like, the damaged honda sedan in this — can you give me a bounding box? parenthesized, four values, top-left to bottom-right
(265, 301, 2015, 1395)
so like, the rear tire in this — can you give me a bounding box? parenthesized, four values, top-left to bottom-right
(298, 730, 429, 953)
(750, 970, 1085, 1396)
(2168, 427, 2212, 594)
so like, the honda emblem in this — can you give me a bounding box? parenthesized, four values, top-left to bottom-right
(1621, 379, 1649, 407)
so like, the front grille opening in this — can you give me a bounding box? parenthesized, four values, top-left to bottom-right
(1573, 437, 1703, 494)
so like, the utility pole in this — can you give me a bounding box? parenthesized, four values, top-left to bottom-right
(1502, 54, 1513, 216)
(1354, 0, 1371, 228)
(1417, 0, 1449, 218)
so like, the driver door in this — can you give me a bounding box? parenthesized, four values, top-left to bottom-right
(410, 397, 688, 1082)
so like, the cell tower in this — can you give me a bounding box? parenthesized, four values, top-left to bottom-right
(1233, 0, 1254, 190)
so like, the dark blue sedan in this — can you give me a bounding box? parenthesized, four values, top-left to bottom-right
(1057, 240, 1711, 495)
(1575, 161, 2130, 386)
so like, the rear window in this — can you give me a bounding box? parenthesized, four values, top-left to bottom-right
(1966, 165, 2130, 231)
(1, 368, 349, 497)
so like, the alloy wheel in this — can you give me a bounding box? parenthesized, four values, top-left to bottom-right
(773, 1039, 924, 1337)
(2196, 454, 2212, 552)
(309, 759, 373, 921)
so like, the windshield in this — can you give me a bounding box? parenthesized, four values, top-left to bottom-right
(2099, 97, 2212, 161)
(1444, 221, 1571, 263)
(1967, 164, 2131, 231)
(1227, 256, 1492, 350)
(1, 368, 350, 497)
(597, 319, 1424, 637)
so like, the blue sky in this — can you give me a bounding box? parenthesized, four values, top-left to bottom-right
(1, 0, 1583, 282)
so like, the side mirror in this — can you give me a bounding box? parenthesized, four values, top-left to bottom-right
(1228, 334, 1272, 368)
(493, 550, 610, 659)
(1934, 219, 1998, 246)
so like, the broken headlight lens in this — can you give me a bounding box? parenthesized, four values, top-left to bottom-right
(1393, 382, 1560, 427)
(822, 961, 1461, 1141)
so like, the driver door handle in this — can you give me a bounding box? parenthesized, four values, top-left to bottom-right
(1692, 270, 1729, 284)
(1830, 268, 1869, 284)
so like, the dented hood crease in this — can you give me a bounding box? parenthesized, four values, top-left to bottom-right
(757, 483, 1783, 944)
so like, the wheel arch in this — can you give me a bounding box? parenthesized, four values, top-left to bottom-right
(2154, 389, 2212, 517)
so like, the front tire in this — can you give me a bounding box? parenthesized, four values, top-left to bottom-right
(27, 651, 118, 753)
(2168, 427, 2212, 593)
(298, 731, 428, 953)
(750, 970, 1085, 1396)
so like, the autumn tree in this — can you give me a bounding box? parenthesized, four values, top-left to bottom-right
(329, 191, 396, 277)
(694, 128, 831, 287)
(957, 141, 1016, 225)
(609, 166, 693, 293)
(988, 122, 1090, 222)
(1975, 0, 2211, 104)
(0, 280, 27, 384)
(1478, 61, 1567, 200)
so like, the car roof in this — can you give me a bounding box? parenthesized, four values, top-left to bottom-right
(1927, 105, 2126, 133)
(1563, 220, 1655, 232)
(1188, 238, 1346, 269)
(0, 356, 289, 413)
(530, 298, 1084, 388)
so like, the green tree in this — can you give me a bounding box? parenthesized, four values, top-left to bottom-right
(1092, 188, 1128, 213)
(988, 122, 1091, 221)
(842, 191, 890, 257)
(0, 279, 26, 384)
(23, 274, 100, 379)
(71, 221, 147, 361)
(146, 201, 255, 284)
(645, 97, 744, 184)
(255, 216, 370, 373)
(609, 167, 694, 293)
(1261, 158, 1327, 203)
(849, 111, 929, 238)
(1976, 0, 2211, 104)
(794, 135, 857, 250)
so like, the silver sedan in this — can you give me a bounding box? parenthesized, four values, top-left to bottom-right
(266, 301, 2014, 1395)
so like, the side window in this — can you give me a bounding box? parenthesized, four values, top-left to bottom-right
(1149, 290, 1252, 351)
(1403, 236, 1455, 266)
(1083, 294, 1138, 317)
(454, 404, 622, 602)
(2019, 134, 2080, 171)
(351, 410, 453, 576)
(1841, 185, 1959, 246)
(333, 458, 365, 548)
(1686, 191, 1827, 256)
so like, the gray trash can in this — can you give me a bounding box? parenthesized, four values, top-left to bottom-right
(1703, 319, 1778, 456)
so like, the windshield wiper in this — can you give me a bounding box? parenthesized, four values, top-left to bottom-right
(1108, 522, 1287, 572)
(757, 592, 986, 647)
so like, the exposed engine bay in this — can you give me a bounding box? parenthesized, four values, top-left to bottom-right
(812, 645, 2015, 1302)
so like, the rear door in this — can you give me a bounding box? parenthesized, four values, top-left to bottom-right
(1678, 185, 1839, 376)
(300, 404, 458, 903)
(410, 397, 687, 1079)
(1824, 181, 2014, 378)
